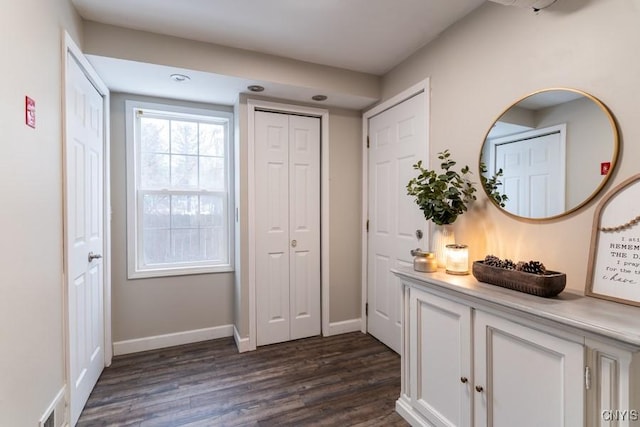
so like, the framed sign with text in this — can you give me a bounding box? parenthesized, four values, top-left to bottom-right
(586, 174, 640, 306)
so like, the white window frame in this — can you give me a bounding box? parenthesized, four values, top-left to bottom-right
(125, 100, 234, 279)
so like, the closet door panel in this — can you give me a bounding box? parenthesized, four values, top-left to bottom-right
(289, 115, 321, 340)
(256, 111, 291, 346)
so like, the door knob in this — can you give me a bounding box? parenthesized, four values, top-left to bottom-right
(415, 229, 423, 240)
(291, 240, 297, 248)
(460, 377, 468, 384)
(88, 252, 103, 262)
(475, 385, 484, 393)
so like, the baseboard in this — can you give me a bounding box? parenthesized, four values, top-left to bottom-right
(233, 325, 253, 353)
(113, 324, 234, 356)
(396, 396, 430, 426)
(39, 386, 66, 427)
(232, 320, 362, 352)
(326, 318, 362, 336)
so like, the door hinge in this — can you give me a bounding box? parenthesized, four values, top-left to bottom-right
(367, 136, 370, 148)
(584, 366, 591, 390)
(366, 220, 369, 233)
(365, 303, 368, 316)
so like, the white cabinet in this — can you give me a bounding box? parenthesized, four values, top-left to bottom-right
(394, 268, 640, 427)
(405, 287, 583, 427)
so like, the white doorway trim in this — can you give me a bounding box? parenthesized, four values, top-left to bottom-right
(247, 99, 330, 351)
(62, 30, 112, 411)
(360, 78, 430, 334)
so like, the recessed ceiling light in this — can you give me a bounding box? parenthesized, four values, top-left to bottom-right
(170, 73, 190, 83)
(312, 95, 328, 102)
(247, 85, 265, 92)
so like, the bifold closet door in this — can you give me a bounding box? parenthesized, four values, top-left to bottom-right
(255, 111, 321, 346)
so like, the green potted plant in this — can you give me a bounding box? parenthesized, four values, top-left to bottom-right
(407, 149, 477, 225)
(406, 150, 477, 267)
(479, 162, 508, 208)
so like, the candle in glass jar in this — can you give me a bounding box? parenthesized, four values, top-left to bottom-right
(445, 244, 469, 275)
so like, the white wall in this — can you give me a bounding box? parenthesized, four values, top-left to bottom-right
(535, 97, 613, 209)
(0, 0, 83, 425)
(109, 93, 235, 343)
(328, 109, 363, 322)
(83, 21, 380, 102)
(382, 0, 640, 292)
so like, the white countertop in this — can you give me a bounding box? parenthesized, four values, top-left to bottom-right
(392, 266, 640, 349)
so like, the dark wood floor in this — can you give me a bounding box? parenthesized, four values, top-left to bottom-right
(78, 332, 409, 426)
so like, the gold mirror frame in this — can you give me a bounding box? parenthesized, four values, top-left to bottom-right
(479, 88, 619, 221)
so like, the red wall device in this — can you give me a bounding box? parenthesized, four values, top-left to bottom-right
(25, 96, 36, 128)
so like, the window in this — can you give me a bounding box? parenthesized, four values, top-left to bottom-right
(126, 101, 233, 278)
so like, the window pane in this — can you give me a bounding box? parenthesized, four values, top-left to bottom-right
(140, 117, 169, 153)
(200, 195, 224, 227)
(171, 120, 198, 155)
(199, 157, 225, 190)
(171, 155, 198, 188)
(143, 228, 171, 265)
(202, 227, 226, 262)
(142, 194, 170, 228)
(200, 123, 225, 156)
(130, 103, 232, 275)
(171, 228, 200, 262)
(140, 153, 170, 188)
(171, 195, 199, 229)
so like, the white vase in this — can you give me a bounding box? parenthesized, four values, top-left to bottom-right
(432, 224, 455, 268)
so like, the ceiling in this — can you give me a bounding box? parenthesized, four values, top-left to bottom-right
(73, 0, 487, 108)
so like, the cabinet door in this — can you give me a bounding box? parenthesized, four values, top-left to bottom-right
(410, 288, 472, 426)
(474, 310, 584, 427)
(586, 338, 637, 427)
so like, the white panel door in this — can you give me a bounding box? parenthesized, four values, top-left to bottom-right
(255, 111, 320, 346)
(496, 131, 564, 218)
(474, 310, 584, 427)
(289, 115, 321, 340)
(65, 53, 105, 425)
(255, 112, 291, 346)
(367, 92, 426, 353)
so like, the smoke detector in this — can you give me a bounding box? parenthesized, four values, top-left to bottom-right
(488, 0, 558, 11)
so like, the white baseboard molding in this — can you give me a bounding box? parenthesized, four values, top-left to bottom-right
(326, 318, 362, 336)
(233, 325, 253, 353)
(113, 324, 234, 356)
(396, 397, 427, 426)
(39, 385, 66, 427)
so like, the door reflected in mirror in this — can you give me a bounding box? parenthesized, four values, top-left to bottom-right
(480, 88, 619, 220)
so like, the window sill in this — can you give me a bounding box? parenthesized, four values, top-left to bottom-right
(127, 264, 234, 280)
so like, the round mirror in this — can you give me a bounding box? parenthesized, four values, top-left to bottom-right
(480, 88, 619, 220)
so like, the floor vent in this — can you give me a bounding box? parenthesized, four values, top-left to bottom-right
(42, 410, 54, 427)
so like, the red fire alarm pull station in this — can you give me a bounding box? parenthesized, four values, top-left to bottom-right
(601, 162, 611, 175)
(25, 96, 36, 128)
